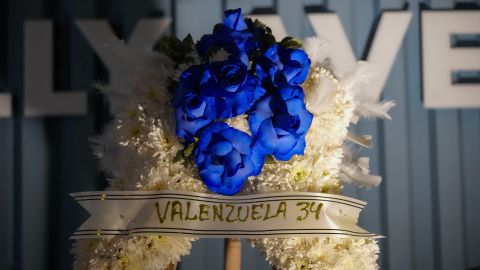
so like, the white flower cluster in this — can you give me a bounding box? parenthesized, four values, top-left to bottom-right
(248, 38, 384, 270)
(73, 43, 204, 270)
(252, 237, 379, 270)
(73, 37, 390, 270)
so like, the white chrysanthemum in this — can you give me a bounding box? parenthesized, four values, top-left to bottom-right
(72, 236, 194, 270)
(73, 48, 202, 269)
(251, 237, 379, 270)
(224, 114, 250, 135)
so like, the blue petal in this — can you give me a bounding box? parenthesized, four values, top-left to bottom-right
(275, 135, 306, 161)
(291, 65, 309, 85)
(252, 94, 273, 113)
(278, 86, 304, 100)
(297, 108, 313, 135)
(211, 140, 233, 156)
(197, 124, 214, 151)
(251, 79, 267, 101)
(248, 96, 273, 135)
(221, 128, 251, 155)
(250, 141, 267, 174)
(216, 100, 233, 118)
(175, 109, 212, 140)
(264, 45, 280, 62)
(212, 183, 243, 196)
(274, 127, 291, 136)
(196, 152, 205, 164)
(284, 98, 305, 115)
(202, 96, 217, 119)
(273, 134, 298, 156)
(223, 9, 247, 31)
(221, 158, 253, 193)
(282, 66, 302, 84)
(184, 94, 207, 118)
(223, 150, 242, 176)
(285, 99, 313, 135)
(278, 48, 310, 85)
(199, 166, 224, 188)
(228, 91, 251, 116)
(289, 50, 311, 84)
(257, 119, 297, 155)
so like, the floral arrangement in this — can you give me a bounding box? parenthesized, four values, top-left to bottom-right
(72, 8, 393, 270)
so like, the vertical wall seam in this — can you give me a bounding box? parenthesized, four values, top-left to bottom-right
(402, 40, 417, 270)
(10, 0, 23, 268)
(427, 110, 441, 270)
(457, 110, 469, 269)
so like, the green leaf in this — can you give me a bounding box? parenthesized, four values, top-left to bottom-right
(252, 19, 268, 31)
(279, 37, 303, 49)
(212, 23, 223, 33)
(205, 47, 221, 59)
(156, 34, 195, 64)
(182, 34, 194, 48)
(183, 141, 196, 157)
(261, 33, 277, 49)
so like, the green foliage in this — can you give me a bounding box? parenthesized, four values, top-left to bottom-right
(183, 140, 197, 157)
(279, 37, 303, 50)
(156, 34, 195, 64)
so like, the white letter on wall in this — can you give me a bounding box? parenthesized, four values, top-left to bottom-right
(0, 93, 11, 117)
(24, 21, 87, 117)
(75, 18, 171, 112)
(422, 10, 480, 108)
(308, 11, 412, 99)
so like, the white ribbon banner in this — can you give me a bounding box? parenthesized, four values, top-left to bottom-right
(71, 191, 379, 239)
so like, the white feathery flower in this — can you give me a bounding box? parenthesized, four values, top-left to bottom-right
(303, 37, 331, 67)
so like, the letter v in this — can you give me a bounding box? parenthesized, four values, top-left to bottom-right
(307, 11, 412, 99)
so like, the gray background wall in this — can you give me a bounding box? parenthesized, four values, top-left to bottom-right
(0, 0, 479, 269)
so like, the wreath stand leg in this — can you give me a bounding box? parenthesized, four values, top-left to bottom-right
(224, 238, 242, 270)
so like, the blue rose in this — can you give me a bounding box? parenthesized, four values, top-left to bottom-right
(196, 9, 252, 65)
(201, 60, 266, 118)
(195, 122, 266, 195)
(172, 65, 217, 142)
(223, 8, 249, 31)
(254, 45, 311, 86)
(249, 86, 313, 161)
(254, 44, 282, 81)
(277, 46, 311, 85)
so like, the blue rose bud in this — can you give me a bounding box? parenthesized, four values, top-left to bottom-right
(248, 86, 313, 161)
(254, 45, 311, 86)
(195, 122, 266, 195)
(173, 65, 217, 142)
(196, 9, 252, 65)
(254, 45, 283, 81)
(223, 8, 248, 31)
(277, 46, 311, 85)
(202, 61, 266, 118)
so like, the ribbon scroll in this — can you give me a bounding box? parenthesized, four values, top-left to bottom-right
(71, 191, 378, 239)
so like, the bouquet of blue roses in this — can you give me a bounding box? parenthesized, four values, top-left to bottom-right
(169, 9, 313, 195)
(73, 8, 393, 270)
